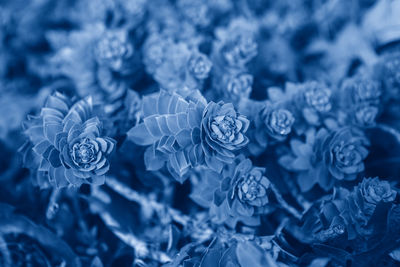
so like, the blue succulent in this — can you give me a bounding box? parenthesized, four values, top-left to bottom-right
(142, 34, 170, 75)
(210, 157, 274, 226)
(356, 177, 397, 215)
(114, 0, 147, 28)
(49, 25, 138, 118)
(280, 127, 370, 191)
(346, 177, 397, 239)
(170, 237, 279, 267)
(228, 159, 271, 213)
(187, 51, 212, 81)
(378, 52, 400, 101)
(247, 102, 295, 156)
(267, 82, 334, 133)
(220, 72, 253, 103)
(142, 35, 209, 91)
(6, 1, 400, 265)
(353, 103, 379, 127)
(300, 177, 397, 244)
(212, 18, 258, 75)
(220, 31, 258, 69)
(128, 90, 207, 181)
(177, 0, 211, 27)
(94, 30, 134, 73)
(128, 89, 250, 179)
(303, 82, 332, 113)
(338, 77, 381, 128)
(321, 127, 370, 181)
(340, 77, 382, 106)
(21, 92, 116, 188)
(265, 108, 296, 140)
(186, 51, 212, 91)
(201, 101, 249, 172)
(297, 81, 333, 127)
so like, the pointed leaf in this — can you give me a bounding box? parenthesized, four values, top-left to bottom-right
(175, 129, 191, 148)
(144, 145, 166, 171)
(236, 241, 267, 267)
(214, 189, 226, 206)
(127, 123, 156, 145)
(45, 94, 70, 114)
(33, 140, 53, 155)
(44, 123, 63, 145)
(144, 115, 163, 138)
(142, 94, 158, 117)
(157, 90, 171, 115)
(166, 114, 181, 134)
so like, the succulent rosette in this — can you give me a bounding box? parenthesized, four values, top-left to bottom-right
(264, 108, 295, 141)
(21, 92, 116, 188)
(177, 0, 211, 27)
(211, 157, 274, 226)
(142, 34, 170, 75)
(143, 36, 195, 91)
(340, 77, 382, 106)
(248, 103, 295, 156)
(378, 52, 400, 101)
(303, 82, 332, 113)
(201, 102, 249, 172)
(220, 31, 258, 69)
(221, 73, 253, 103)
(287, 81, 333, 131)
(300, 178, 397, 244)
(48, 25, 140, 120)
(172, 237, 281, 267)
(353, 104, 379, 127)
(128, 90, 207, 181)
(280, 127, 370, 191)
(94, 30, 134, 73)
(301, 81, 332, 123)
(212, 18, 258, 76)
(186, 51, 212, 90)
(338, 77, 382, 128)
(187, 52, 212, 81)
(354, 177, 397, 217)
(319, 127, 370, 181)
(228, 159, 271, 213)
(128, 89, 249, 181)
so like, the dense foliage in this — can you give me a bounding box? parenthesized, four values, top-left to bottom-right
(1, 0, 400, 266)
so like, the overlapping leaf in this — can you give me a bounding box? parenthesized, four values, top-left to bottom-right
(128, 90, 206, 180)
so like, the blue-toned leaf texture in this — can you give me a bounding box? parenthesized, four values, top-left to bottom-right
(3, 1, 400, 266)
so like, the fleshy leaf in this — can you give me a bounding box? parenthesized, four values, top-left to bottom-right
(144, 145, 166, 171)
(127, 123, 156, 145)
(236, 241, 267, 267)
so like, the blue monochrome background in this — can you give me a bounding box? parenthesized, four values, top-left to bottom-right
(0, 0, 400, 266)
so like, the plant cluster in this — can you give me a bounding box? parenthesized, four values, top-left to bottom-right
(0, 0, 400, 266)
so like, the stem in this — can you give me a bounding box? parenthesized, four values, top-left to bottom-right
(270, 183, 302, 220)
(96, 210, 172, 264)
(46, 188, 62, 220)
(105, 176, 190, 226)
(71, 191, 91, 238)
(0, 236, 11, 267)
(282, 171, 311, 212)
(375, 124, 400, 143)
